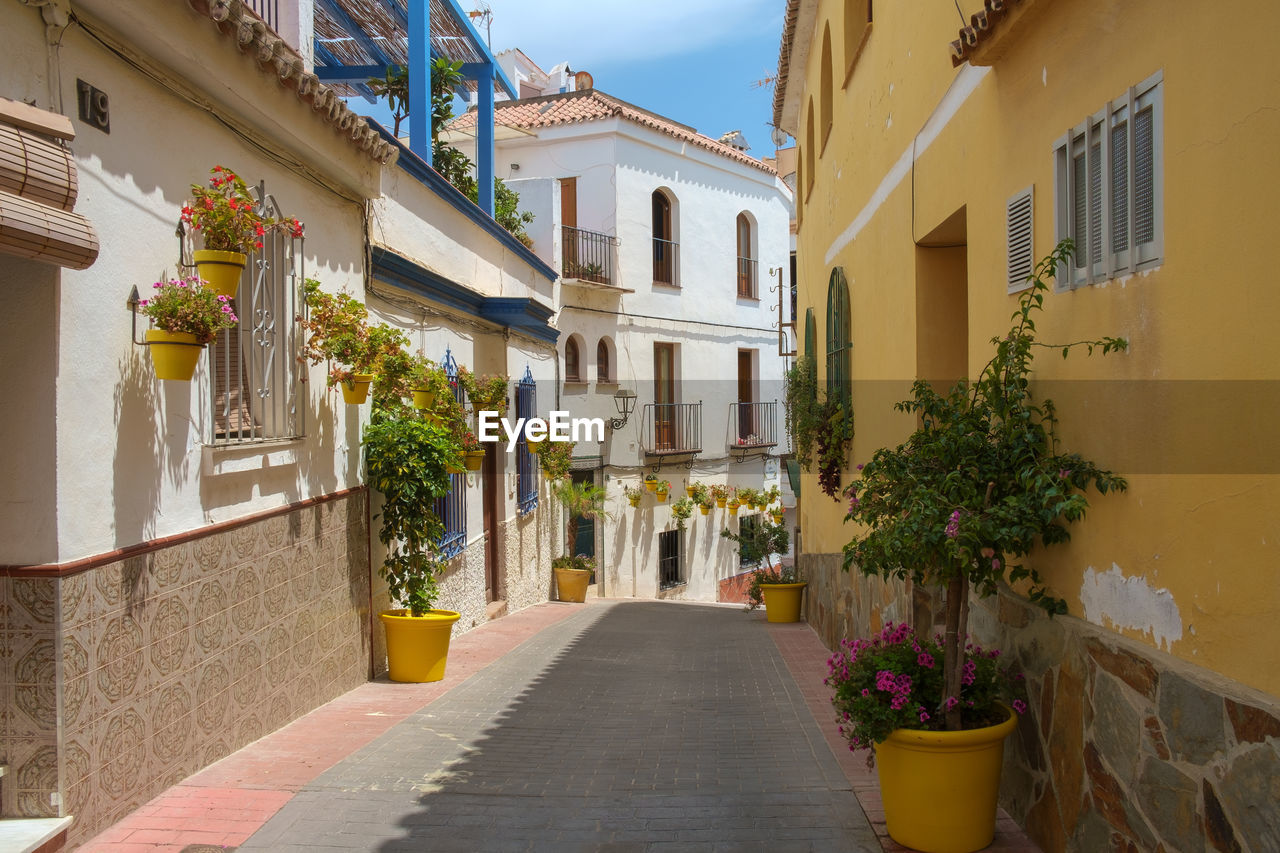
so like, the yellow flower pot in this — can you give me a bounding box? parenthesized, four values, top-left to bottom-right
(716, 498, 727, 508)
(628, 496, 641, 508)
(699, 505, 711, 515)
(411, 389, 436, 410)
(772, 513, 785, 524)
(728, 503, 740, 516)
(193, 249, 246, 299)
(760, 582, 806, 623)
(379, 609, 460, 683)
(340, 373, 375, 404)
(146, 330, 203, 381)
(644, 479, 658, 492)
(685, 486, 697, 498)
(526, 439, 544, 454)
(464, 449, 485, 471)
(554, 567, 591, 603)
(446, 460, 464, 474)
(875, 705, 1018, 853)
(655, 490, 668, 503)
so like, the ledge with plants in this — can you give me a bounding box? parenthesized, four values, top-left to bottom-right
(830, 241, 1127, 853)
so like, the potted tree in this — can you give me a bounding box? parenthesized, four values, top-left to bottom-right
(551, 479, 606, 603)
(138, 275, 238, 381)
(831, 243, 1127, 853)
(181, 165, 302, 298)
(721, 520, 798, 620)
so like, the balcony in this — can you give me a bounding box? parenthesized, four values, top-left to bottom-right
(641, 402, 702, 468)
(737, 256, 758, 299)
(562, 225, 619, 288)
(728, 401, 778, 459)
(652, 237, 679, 286)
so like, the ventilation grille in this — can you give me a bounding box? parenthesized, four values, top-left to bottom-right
(1006, 186, 1034, 292)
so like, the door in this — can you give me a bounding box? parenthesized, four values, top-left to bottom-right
(654, 343, 676, 450)
(483, 443, 499, 602)
(560, 177, 578, 272)
(569, 470, 596, 561)
(737, 350, 754, 442)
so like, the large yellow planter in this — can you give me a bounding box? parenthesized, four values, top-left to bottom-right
(554, 567, 591, 603)
(193, 249, 246, 299)
(875, 705, 1018, 853)
(146, 329, 203, 381)
(760, 582, 806, 623)
(379, 609, 461, 683)
(340, 373, 375, 404)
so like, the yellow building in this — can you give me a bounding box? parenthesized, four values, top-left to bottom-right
(774, 0, 1280, 849)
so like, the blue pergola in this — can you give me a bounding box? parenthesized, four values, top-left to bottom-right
(312, 0, 515, 216)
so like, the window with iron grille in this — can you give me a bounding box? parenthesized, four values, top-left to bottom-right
(658, 529, 682, 588)
(208, 184, 303, 444)
(738, 516, 760, 567)
(825, 267, 851, 408)
(435, 348, 466, 557)
(1054, 72, 1162, 289)
(516, 367, 538, 514)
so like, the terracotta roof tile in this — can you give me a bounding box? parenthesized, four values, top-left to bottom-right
(453, 89, 777, 175)
(949, 0, 1032, 67)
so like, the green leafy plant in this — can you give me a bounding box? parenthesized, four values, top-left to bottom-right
(552, 554, 596, 572)
(623, 484, 644, 505)
(363, 411, 460, 616)
(721, 519, 793, 609)
(457, 367, 509, 416)
(785, 355, 823, 469)
(139, 275, 238, 344)
(538, 439, 575, 480)
(182, 165, 302, 253)
(670, 497, 694, 530)
(841, 241, 1127, 731)
(817, 402, 854, 497)
(367, 64, 409, 137)
(655, 479, 672, 495)
(736, 486, 759, 508)
(299, 279, 409, 391)
(552, 479, 607, 557)
(710, 484, 730, 505)
(687, 482, 710, 503)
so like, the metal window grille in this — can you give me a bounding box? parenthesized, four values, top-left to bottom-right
(435, 347, 466, 557)
(244, 0, 279, 32)
(1055, 73, 1162, 288)
(826, 267, 851, 408)
(516, 366, 538, 514)
(737, 256, 758, 298)
(652, 237, 679, 285)
(658, 529, 682, 588)
(208, 183, 303, 445)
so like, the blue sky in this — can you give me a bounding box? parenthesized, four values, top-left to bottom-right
(350, 0, 791, 156)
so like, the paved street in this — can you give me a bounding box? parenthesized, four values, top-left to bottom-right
(239, 600, 876, 852)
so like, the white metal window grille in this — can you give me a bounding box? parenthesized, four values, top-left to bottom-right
(1054, 72, 1163, 289)
(207, 183, 304, 445)
(435, 348, 467, 558)
(1006, 186, 1034, 293)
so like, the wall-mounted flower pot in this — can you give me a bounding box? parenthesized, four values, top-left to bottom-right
(728, 503, 740, 516)
(628, 495, 641, 508)
(379, 609, 461, 682)
(340, 374, 375, 404)
(464, 450, 485, 471)
(772, 513, 785, 524)
(193, 249, 246, 299)
(526, 438, 544, 454)
(699, 505, 711, 516)
(644, 479, 658, 492)
(716, 498, 727, 508)
(146, 329, 202, 381)
(411, 389, 436, 410)
(655, 490, 669, 503)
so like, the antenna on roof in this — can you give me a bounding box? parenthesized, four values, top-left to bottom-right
(750, 74, 777, 91)
(467, 2, 493, 47)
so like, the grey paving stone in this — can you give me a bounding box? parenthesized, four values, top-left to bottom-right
(238, 601, 879, 852)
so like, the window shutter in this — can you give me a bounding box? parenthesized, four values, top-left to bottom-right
(1072, 148, 1088, 272)
(1088, 136, 1103, 268)
(1110, 119, 1129, 255)
(1006, 187, 1034, 292)
(1134, 104, 1156, 246)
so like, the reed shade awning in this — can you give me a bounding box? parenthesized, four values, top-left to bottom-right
(0, 98, 98, 270)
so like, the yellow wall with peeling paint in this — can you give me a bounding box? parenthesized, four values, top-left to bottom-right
(783, 0, 1280, 697)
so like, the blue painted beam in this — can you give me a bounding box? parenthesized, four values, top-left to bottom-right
(408, 0, 430, 163)
(312, 42, 377, 101)
(315, 64, 399, 83)
(476, 60, 495, 217)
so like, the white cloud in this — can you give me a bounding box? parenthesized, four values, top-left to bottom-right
(479, 0, 780, 70)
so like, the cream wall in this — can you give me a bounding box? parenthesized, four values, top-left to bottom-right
(787, 0, 1280, 696)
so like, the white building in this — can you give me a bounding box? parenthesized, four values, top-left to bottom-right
(450, 75, 795, 602)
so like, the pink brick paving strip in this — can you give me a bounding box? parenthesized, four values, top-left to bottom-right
(765, 617, 1044, 853)
(78, 601, 585, 852)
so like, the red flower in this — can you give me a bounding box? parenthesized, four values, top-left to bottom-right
(254, 223, 265, 236)
(203, 198, 214, 209)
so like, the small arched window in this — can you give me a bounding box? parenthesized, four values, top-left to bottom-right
(596, 338, 610, 383)
(826, 268, 851, 407)
(652, 190, 677, 285)
(565, 336, 581, 382)
(736, 213, 756, 298)
(820, 24, 834, 150)
(844, 0, 871, 80)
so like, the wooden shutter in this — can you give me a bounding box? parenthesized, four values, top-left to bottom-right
(1006, 187, 1034, 292)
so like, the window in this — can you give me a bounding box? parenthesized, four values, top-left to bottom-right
(820, 24, 833, 151)
(738, 516, 760, 567)
(736, 212, 757, 298)
(516, 367, 537, 514)
(596, 338, 611, 383)
(652, 189, 678, 285)
(658, 529, 682, 588)
(210, 184, 303, 444)
(1006, 186, 1034, 292)
(1054, 72, 1162, 288)
(435, 348, 466, 557)
(826, 267, 850, 407)
(804, 308, 816, 362)
(843, 0, 872, 82)
(565, 335, 582, 382)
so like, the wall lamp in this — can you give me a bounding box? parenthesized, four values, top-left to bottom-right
(609, 388, 637, 430)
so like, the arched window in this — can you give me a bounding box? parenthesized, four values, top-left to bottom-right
(826, 268, 851, 407)
(596, 338, 611, 383)
(804, 308, 816, 362)
(804, 100, 816, 196)
(820, 24, 833, 150)
(652, 189, 677, 285)
(565, 336, 581, 382)
(844, 0, 871, 80)
(736, 212, 757, 298)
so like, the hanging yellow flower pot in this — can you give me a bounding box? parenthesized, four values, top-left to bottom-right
(193, 249, 246, 299)
(655, 489, 669, 503)
(146, 330, 203, 381)
(340, 373, 375, 404)
(464, 449, 486, 471)
(411, 389, 436, 410)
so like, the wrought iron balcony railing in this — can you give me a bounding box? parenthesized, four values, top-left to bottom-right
(728, 401, 778, 449)
(652, 237, 679, 286)
(737, 256, 758, 299)
(562, 225, 618, 286)
(641, 402, 702, 455)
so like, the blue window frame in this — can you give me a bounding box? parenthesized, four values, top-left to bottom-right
(516, 366, 538, 514)
(435, 347, 466, 557)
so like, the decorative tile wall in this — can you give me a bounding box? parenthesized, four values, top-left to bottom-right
(0, 490, 371, 847)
